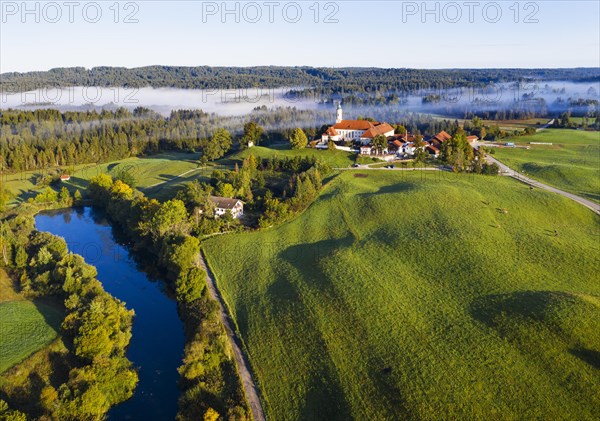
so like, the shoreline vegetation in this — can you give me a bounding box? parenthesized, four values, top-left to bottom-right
(85, 175, 251, 420)
(0, 203, 137, 420)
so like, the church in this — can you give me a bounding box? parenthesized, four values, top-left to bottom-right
(321, 103, 395, 145)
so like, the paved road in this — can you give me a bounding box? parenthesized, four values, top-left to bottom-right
(198, 251, 266, 421)
(334, 165, 445, 172)
(485, 155, 600, 215)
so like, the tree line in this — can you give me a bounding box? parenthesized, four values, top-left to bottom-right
(2, 66, 598, 93)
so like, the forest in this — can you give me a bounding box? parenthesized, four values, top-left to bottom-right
(3, 107, 598, 177)
(2, 66, 599, 93)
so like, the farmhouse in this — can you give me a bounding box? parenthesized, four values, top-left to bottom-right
(209, 196, 244, 218)
(60, 174, 71, 182)
(430, 131, 452, 148)
(426, 145, 440, 158)
(321, 103, 394, 145)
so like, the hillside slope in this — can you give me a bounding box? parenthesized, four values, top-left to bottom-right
(203, 171, 600, 420)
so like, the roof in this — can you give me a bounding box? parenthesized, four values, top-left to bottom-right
(432, 131, 452, 142)
(427, 145, 440, 153)
(60, 175, 71, 180)
(332, 120, 377, 131)
(361, 123, 394, 139)
(210, 196, 242, 210)
(325, 127, 338, 136)
(360, 145, 372, 149)
(392, 140, 403, 147)
(467, 135, 478, 141)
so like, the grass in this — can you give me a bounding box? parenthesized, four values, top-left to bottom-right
(229, 144, 357, 168)
(2, 146, 356, 203)
(203, 170, 600, 421)
(0, 268, 21, 303)
(1, 152, 201, 204)
(0, 300, 63, 373)
(492, 129, 600, 203)
(0, 268, 64, 374)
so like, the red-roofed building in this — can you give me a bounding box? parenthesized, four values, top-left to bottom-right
(321, 103, 394, 145)
(387, 139, 404, 153)
(467, 135, 479, 143)
(426, 145, 440, 158)
(431, 131, 452, 147)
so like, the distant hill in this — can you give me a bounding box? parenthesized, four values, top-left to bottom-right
(2, 66, 599, 92)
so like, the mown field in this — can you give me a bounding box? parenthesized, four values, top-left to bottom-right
(0, 269, 63, 373)
(203, 170, 600, 420)
(493, 129, 600, 202)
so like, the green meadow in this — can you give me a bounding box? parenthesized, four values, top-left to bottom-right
(0, 300, 62, 373)
(228, 145, 356, 168)
(493, 129, 600, 202)
(203, 170, 600, 420)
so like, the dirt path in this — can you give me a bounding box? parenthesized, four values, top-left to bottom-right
(536, 118, 555, 132)
(486, 155, 600, 215)
(198, 251, 266, 421)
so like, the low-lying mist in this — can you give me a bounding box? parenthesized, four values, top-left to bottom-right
(1, 81, 598, 131)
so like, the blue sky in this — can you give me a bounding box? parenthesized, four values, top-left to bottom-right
(1, 1, 599, 72)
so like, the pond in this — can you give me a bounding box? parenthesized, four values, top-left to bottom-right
(35, 207, 184, 420)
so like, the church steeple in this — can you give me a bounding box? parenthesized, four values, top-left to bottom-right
(336, 101, 343, 123)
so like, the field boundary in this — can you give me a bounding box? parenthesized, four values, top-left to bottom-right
(198, 250, 266, 421)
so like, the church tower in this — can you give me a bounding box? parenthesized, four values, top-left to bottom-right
(336, 101, 343, 123)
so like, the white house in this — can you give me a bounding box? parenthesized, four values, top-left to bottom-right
(209, 196, 244, 219)
(321, 103, 395, 145)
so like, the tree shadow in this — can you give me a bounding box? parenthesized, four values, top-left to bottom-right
(15, 188, 37, 203)
(569, 348, 600, 370)
(470, 291, 568, 327)
(357, 182, 415, 198)
(32, 298, 63, 333)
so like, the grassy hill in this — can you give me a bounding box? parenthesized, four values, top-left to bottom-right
(203, 170, 600, 420)
(492, 129, 600, 203)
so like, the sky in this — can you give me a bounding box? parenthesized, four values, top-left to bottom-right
(1, 1, 599, 72)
